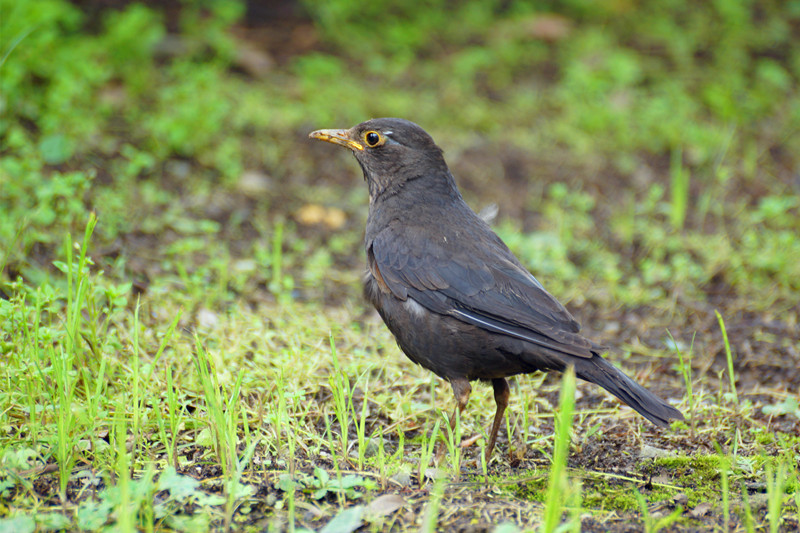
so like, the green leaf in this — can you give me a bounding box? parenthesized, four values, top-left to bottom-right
(314, 466, 330, 486)
(0, 516, 35, 533)
(227, 480, 255, 500)
(762, 397, 800, 419)
(195, 427, 213, 446)
(492, 524, 522, 533)
(277, 474, 297, 492)
(36, 512, 72, 530)
(338, 474, 364, 489)
(194, 492, 226, 507)
(319, 505, 364, 533)
(158, 466, 201, 500)
(76, 500, 112, 531)
(163, 513, 211, 531)
(1, 447, 38, 470)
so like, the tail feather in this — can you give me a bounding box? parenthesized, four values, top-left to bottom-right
(574, 355, 684, 426)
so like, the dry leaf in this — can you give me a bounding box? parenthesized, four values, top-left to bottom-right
(690, 502, 712, 518)
(367, 494, 405, 516)
(295, 204, 347, 229)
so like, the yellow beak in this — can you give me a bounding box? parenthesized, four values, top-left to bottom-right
(308, 128, 364, 152)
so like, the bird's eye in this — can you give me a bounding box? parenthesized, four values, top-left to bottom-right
(364, 131, 383, 147)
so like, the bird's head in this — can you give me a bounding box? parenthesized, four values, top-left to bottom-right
(309, 118, 449, 200)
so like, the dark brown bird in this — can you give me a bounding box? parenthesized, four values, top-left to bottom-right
(309, 118, 684, 459)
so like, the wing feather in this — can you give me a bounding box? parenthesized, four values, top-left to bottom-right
(370, 223, 595, 358)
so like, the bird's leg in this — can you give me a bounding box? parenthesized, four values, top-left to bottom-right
(448, 378, 472, 430)
(435, 378, 471, 463)
(484, 378, 510, 460)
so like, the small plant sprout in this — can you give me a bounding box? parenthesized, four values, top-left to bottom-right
(542, 366, 580, 533)
(715, 310, 739, 406)
(328, 334, 354, 460)
(669, 330, 696, 434)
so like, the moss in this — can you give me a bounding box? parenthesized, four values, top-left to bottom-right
(652, 455, 725, 507)
(583, 484, 640, 511)
(755, 431, 776, 446)
(653, 454, 719, 471)
(504, 476, 548, 503)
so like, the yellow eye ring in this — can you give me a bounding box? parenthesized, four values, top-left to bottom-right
(364, 131, 384, 147)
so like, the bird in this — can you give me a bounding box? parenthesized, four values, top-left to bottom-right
(309, 118, 684, 460)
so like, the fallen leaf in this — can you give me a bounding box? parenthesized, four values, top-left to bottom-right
(639, 444, 675, 460)
(323, 207, 346, 229)
(424, 467, 445, 481)
(690, 502, 712, 518)
(295, 204, 326, 226)
(295, 204, 347, 229)
(389, 469, 411, 487)
(367, 494, 405, 516)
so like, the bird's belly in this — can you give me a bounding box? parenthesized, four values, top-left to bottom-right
(363, 276, 529, 381)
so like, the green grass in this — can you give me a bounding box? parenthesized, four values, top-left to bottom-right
(542, 368, 580, 532)
(2, 0, 799, 531)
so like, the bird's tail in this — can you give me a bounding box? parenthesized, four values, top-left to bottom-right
(573, 355, 684, 427)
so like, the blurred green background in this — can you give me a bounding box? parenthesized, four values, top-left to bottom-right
(2, 0, 799, 312)
(2, 0, 799, 314)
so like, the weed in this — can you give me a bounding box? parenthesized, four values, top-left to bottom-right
(670, 330, 696, 434)
(720, 454, 731, 532)
(715, 310, 739, 406)
(192, 338, 245, 480)
(420, 473, 447, 533)
(440, 408, 462, 476)
(634, 489, 683, 533)
(542, 367, 580, 532)
(328, 335, 352, 460)
(765, 460, 789, 533)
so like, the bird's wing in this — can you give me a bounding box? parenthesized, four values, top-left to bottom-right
(369, 224, 596, 358)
